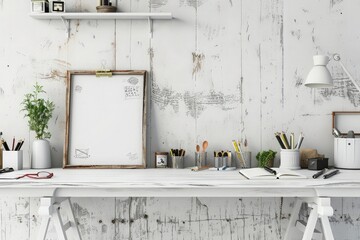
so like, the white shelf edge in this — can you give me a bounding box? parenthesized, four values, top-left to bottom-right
(29, 12, 173, 20)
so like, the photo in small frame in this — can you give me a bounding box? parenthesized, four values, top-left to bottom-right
(52, 1, 65, 12)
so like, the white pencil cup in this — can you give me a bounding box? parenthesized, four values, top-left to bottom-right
(2, 150, 23, 170)
(280, 149, 300, 170)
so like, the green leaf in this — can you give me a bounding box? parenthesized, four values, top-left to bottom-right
(20, 83, 55, 139)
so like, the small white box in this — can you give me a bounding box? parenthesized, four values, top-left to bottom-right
(2, 151, 23, 170)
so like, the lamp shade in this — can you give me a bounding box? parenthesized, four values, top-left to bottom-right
(304, 55, 333, 88)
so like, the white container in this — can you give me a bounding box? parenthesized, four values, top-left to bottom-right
(280, 149, 300, 170)
(3, 151, 23, 170)
(32, 139, 51, 169)
(334, 138, 360, 169)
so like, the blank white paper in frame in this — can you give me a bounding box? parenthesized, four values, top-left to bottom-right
(64, 71, 147, 168)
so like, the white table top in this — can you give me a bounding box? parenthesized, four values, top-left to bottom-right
(0, 168, 359, 198)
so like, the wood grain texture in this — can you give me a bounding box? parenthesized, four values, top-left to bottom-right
(2, 0, 360, 239)
(1, 197, 360, 240)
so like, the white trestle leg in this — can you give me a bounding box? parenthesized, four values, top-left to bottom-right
(37, 197, 82, 240)
(284, 197, 334, 240)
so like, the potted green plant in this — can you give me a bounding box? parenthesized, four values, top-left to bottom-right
(21, 83, 55, 169)
(256, 150, 277, 167)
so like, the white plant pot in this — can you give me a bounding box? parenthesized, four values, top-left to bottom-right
(32, 139, 51, 169)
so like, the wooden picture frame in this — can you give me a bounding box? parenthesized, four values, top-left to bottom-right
(332, 111, 360, 136)
(64, 70, 147, 168)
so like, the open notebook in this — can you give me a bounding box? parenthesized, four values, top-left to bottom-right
(239, 168, 307, 180)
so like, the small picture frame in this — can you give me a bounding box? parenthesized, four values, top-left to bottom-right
(31, 0, 49, 13)
(155, 152, 168, 168)
(52, 1, 65, 12)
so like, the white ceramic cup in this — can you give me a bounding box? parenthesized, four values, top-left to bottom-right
(280, 149, 300, 170)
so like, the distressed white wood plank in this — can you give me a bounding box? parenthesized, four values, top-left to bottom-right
(0, 197, 30, 240)
(150, 0, 196, 168)
(3, 168, 360, 198)
(256, 0, 284, 158)
(114, 197, 294, 240)
(195, 0, 242, 167)
(241, 0, 263, 165)
(71, 197, 116, 240)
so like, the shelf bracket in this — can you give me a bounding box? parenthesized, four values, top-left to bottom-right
(60, 16, 70, 39)
(148, 17, 153, 38)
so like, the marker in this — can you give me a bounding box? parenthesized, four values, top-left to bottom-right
(15, 139, 24, 151)
(312, 168, 327, 179)
(14, 141, 21, 151)
(323, 170, 340, 179)
(264, 166, 277, 175)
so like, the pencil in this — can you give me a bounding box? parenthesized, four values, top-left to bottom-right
(280, 132, 290, 149)
(274, 132, 286, 149)
(11, 137, 15, 151)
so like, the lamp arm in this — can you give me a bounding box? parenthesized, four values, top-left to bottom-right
(333, 54, 360, 93)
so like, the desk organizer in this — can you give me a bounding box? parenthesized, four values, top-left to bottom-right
(170, 156, 184, 169)
(334, 138, 360, 169)
(214, 152, 232, 168)
(2, 150, 23, 170)
(195, 152, 207, 167)
(280, 149, 300, 170)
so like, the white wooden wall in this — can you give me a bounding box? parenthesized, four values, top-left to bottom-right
(1, 0, 360, 239)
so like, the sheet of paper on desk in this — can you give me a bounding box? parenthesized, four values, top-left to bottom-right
(0, 172, 23, 179)
(239, 168, 307, 180)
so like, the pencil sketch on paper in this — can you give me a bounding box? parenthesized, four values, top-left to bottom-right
(126, 152, 139, 161)
(124, 85, 140, 100)
(75, 148, 90, 159)
(128, 77, 139, 85)
(75, 85, 83, 93)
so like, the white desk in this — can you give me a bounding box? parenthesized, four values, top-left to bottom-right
(1, 168, 359, 240)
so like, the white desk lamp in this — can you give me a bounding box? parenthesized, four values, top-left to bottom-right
(305, 54, 360, 92)
(306, 54, 360, 170)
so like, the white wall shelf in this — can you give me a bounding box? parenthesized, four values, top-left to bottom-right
(29, 12, 173, 38)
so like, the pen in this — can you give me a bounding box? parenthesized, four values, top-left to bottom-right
(312, 168, 327, 179)
(14, 141, 21, 151)
(323, 169, 340, 179)
(19, 139, 25, 150)
(15, 139, 24, 151)
(264, 166, 277, 175)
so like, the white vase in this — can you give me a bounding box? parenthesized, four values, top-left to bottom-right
(32, 139, 51, 169)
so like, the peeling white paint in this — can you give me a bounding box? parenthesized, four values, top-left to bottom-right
(1, 0, 360, 239)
